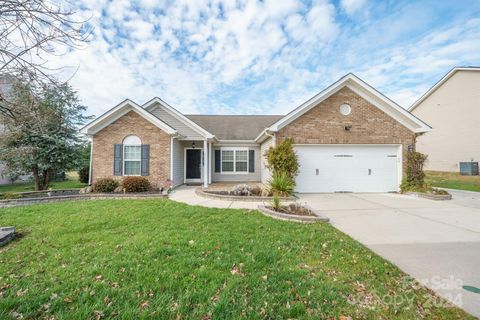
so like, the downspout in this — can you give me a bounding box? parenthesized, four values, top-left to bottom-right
(88, 136, 94, 185)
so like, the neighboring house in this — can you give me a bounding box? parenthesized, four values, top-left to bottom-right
(410, 67, 480, 172)
(81, 73, 430, 193)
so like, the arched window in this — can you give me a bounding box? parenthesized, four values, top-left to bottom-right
(123, 135, 142, 175)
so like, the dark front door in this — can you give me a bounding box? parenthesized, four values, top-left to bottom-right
(186, 149, 202, 180)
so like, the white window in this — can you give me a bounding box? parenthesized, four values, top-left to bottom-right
(123, 135, 141, 176)
(221, 148, 248, 173)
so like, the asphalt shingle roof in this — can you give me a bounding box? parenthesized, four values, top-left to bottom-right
(185, 115, 283, 140)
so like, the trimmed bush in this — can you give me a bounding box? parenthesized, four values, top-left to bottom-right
(78, 166, 89, 184)
(122, 176, 151, 193)
(269, 171, 294, 196)
(92, 178, 119, 193)
(266, 138, 299, 180)
(401, 151, 428, 192)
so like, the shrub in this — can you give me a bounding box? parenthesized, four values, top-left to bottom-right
(266, 138, 299, 180)
(272, 195, 281, 211)
(92, 178, 119, 193)
(122, 176, 151, 193)
(401, 151, 428, 193)
(269, 171, 294, 196)
(78, 166, 89, 184)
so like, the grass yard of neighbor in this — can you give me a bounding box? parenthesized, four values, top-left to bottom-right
(426, 170, 480, 192)
(0, 199, 473, 319)
(0, 172, 86, 193)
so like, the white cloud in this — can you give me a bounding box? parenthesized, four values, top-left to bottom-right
(340, 0, 367, 15)
(41, 0, 480, 117)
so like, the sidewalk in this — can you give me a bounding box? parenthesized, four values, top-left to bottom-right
(168, 185, 269, 209)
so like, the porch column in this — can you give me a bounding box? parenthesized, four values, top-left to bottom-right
(208, 141, 212, 184)
(203, 139, 208, 188)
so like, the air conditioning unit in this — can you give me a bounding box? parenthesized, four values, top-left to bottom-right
(459, 162, 479, 176)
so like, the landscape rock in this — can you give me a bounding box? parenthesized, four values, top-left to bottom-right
(231, 184, 252, 196)
(79, 186, 93, 194)
(114, 186, 124, 193)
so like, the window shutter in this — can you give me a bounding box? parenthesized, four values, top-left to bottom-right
(249, 150, 255, 173)
(215, 150, 221, 173)
(114, 144, 123, 176)
(141, 144, 150, 176)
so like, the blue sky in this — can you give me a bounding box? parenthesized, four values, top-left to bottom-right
(58, 0, 480, 116)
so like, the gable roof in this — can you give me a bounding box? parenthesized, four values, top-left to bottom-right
(409, 66, 480, 112)
(257, 73, 430, 141)
(143, 97, 215, 139)
(186, 115, 283, 141)
(80, 99, 176, 135)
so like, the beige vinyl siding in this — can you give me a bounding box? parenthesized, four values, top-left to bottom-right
(260, 138, 273, 184)
(171, 138, 184, 187)
(149, 104, 204, 139)
(412, 70, 480, 171)
(211, 145, 261, 182)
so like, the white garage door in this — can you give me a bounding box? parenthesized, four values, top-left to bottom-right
(294, 145, 400, 193)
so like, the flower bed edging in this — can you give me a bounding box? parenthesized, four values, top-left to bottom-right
(196, 188, 296, 202)
(0, 193, 167, 208)
(405, 192, 452, 201)
(257, 205, 329, 223)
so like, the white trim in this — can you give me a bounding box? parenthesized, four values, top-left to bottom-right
(143, 97, 215, 139)
(203, 140, 208, 187)
(88, 136, 93, 185)
(122, 142, 142, 177)
(184, 147, 203, 183)
(170, 136, 174, 182)
(220, 147, 249, 174)
(267, 73, 431, 134)
(409, 67, 480, 112)
(208, 141, 212, 184)
(81, 99, 176, 135)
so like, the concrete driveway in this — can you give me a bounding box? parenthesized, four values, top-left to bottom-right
(298, 191, 480, 318)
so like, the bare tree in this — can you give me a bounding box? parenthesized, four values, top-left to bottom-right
(0, 0, 91, 117)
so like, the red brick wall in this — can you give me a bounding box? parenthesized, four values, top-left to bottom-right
(276, 87, 415, 167)
(92, 111, 171, 188)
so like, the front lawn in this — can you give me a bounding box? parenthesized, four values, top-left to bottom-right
(426, 170, 480, 192)
(0, 172, 86, 193)
(0, 200, 472, 319)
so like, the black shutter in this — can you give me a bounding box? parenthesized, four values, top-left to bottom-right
(215, 149, 221, 173)
(249, 150, 255, 173)
(141, 144, 150, 176)
(114, 144, 123, 176)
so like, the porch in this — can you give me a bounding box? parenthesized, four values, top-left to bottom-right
(171, 139, 263, 188)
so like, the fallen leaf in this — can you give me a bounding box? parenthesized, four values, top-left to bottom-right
(140, 300, 150, 309)
(16, 289, 28, 297)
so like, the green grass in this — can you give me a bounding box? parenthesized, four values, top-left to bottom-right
(426, 170, 480, 192)
(0, 200, 472, 319)
(0, 172, 86, 193)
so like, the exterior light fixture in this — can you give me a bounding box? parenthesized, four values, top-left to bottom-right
(191, 142, 196, 149)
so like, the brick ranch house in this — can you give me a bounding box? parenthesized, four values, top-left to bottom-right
(81, 73, 430, 193)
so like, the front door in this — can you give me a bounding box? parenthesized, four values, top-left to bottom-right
(186, 149, 202, 182)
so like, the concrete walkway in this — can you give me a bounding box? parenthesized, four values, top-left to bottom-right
(168, 185, 270, 209)
(298, 192, 480, 318)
